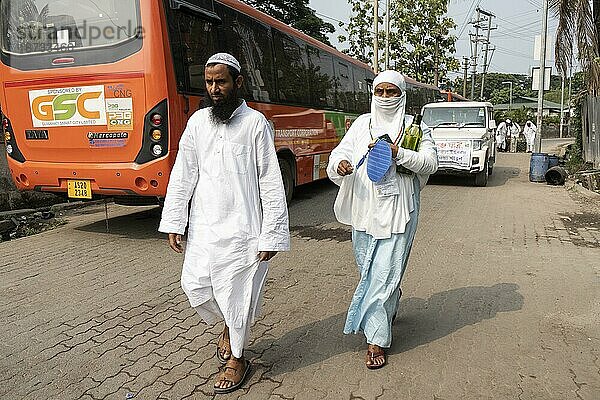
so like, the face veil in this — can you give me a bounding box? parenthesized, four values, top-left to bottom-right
(370, 70, 407, 137)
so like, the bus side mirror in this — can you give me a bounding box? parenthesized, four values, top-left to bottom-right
(489, 120, 497, 129)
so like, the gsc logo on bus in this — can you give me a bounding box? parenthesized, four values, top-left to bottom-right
(29, 86, 107, 128)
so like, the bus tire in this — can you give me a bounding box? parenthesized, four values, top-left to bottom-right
(474, 161, 489, 187)
(278, 157, 294, 204)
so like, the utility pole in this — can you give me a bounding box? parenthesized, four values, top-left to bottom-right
(434, 36, 439, 87)
(567, 57, 573, 137)
(535, 0, 549, 153)
(470, 8, 481, 100)
(559, 72, 565, 138)
(373, 0, 379, 73)
(479, 9, 496, 100)
(462, 57, 469, 98)
(385, 0, 390, 70)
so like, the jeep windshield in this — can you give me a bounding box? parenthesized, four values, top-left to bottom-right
(423, 107, 486, 128)
(1, 0, 140, 54)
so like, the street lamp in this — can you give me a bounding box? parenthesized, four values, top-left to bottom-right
(502, 81, 513, 110)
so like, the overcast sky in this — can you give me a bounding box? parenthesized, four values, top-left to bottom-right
(309, 0, 567, 79)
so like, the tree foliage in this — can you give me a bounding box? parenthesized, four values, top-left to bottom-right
(241, 0, 335, 45)
(550, 0, 600, 92)
(340, 0, 459, 85)
(448, 72, 585, 105)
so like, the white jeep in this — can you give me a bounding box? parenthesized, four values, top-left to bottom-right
(422, 101, 496, 187)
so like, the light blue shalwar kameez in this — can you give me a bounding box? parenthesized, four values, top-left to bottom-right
(344, 177, 420, 347)
(327, 71, 438, 349)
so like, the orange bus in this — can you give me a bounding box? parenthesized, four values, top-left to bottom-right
(0, 0, 438, 203)
(440, 90, 468, 102)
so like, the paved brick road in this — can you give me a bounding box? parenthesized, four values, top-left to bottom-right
(1, 151, 599, 400)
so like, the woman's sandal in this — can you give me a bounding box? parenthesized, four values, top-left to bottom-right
(213, 358, 251, 394)
(215, 330, 231, 364)
(365, 345, 386, 370)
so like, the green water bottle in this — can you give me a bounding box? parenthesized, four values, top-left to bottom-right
(397, 114, 423, 174)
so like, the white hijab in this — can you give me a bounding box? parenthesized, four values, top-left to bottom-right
(370, 70, 407, 138)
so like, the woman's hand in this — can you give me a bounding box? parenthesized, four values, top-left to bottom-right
(337, 160, 354, 176)
(368, 142, 399, 158)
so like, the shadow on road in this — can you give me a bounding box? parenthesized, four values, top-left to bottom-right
(428, 166, 521, 188)
(75, 206, 163, 239)
(257, 283, 523, 375)
(290, 179, 337, 204)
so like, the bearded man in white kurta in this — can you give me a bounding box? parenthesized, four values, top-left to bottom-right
(159, 53, 290, 394)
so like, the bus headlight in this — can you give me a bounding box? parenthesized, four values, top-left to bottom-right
(152, 144, 163, 157)
(6, 144, 13, 154)
(472, 140, 483, 151)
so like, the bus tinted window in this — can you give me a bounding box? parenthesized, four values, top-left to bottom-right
(353, 66, 369, 112)
(273, 31, 310, 105)
(227, 14, 275, 103)
(1, 0, 140, 54)
(307, 46, 335, 108)
(166, 9, 218, 93)
(335, 60, 355, 111)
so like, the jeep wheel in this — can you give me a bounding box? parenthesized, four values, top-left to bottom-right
(474, 161, 489, 187)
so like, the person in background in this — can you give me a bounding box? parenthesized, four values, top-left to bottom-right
(509, 120, 521, 153)
(496, 119, 509, 152)
(523, 120, 537, 153)
(326, 70, 438, 370)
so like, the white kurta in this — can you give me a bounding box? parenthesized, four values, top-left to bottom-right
(159, 101, 290, 357)
(327, 114, 438, 239)
(524, 123, 537, 147)
(496, 122, 508, 150)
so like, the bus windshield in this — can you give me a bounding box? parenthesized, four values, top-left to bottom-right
(423, 107, 486, 128)
(1, 0, 139, 54)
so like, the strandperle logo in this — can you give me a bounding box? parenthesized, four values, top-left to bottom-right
(29, 86, 107, 128)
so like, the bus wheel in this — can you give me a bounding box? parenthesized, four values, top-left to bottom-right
(278, 158, 294, 204)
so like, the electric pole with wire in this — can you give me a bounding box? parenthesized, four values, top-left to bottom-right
(469, 8, 488, 100)
(462, 57, 469, 98)
(479, 9, 496, 100)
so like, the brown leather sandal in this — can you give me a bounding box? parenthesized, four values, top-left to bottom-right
(214, 358, 251, 394)
(366, 345, 386, 369)
(215, 329, 231, 364)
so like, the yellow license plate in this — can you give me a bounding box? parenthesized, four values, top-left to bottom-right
(67, 180, 92, 199)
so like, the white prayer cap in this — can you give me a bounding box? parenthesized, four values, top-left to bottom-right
(373, 70, 406, 92)
(206, 53, 241, 72)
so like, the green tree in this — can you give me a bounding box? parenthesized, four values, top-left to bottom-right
(340, 0, 459, 84)
(338, 0, 375, 64)
(241, 0, 335, 45)
(551, 0, 600, 91)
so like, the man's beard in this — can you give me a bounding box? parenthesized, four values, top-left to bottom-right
(206, 89, 241, 124)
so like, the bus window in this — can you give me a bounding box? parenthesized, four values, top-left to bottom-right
(307, 46, 335, 108)
(1, 1, 139, 53)
(335, 60, 354, 111)
(273, 31, 310, 105)
(227, 14, 275, 103)
(166, 7, 218, 93)
(353, 66, 369, 112)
